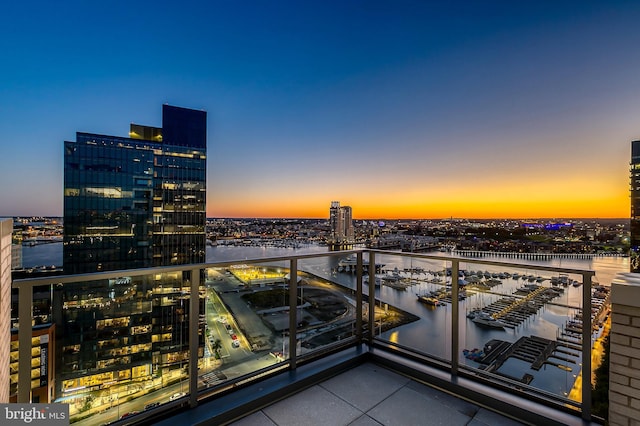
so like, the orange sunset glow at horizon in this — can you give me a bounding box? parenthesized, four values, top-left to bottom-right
(207, 190, 629, 219)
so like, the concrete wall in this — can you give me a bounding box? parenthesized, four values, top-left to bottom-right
(0, 219, 12, 403)
(609, 273, 640, 425)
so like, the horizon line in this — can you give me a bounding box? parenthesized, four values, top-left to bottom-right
(5, 215, 630, 222)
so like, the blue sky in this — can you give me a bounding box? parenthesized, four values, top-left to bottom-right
(1, 1, 639, 218)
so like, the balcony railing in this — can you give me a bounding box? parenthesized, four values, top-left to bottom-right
(12, 249, 601, 424)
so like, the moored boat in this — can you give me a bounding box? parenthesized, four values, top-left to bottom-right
(463, 348, 485, 361)
(466, 308, 483, 319)
(417, 295, 442, 306)
(471, 312, 507, 329)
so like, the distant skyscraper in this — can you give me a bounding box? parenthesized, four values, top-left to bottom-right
(631, 141, 640, 272)
(329, 201, 354, 248)
(63, 104, 207, 274)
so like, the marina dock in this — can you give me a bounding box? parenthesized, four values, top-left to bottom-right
(467, 285, 564, 329)
(466, 335, 575, 383)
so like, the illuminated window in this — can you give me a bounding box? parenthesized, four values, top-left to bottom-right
(83, 187, 123, 198)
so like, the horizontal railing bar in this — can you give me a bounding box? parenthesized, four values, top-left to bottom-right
(366, 249, 596, 276)
(10, 250, 363, 288)
(13, 249, 594, 290)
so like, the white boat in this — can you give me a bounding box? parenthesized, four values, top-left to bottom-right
(466, 308, 483, 319)
(338, 256, 384, 272)
(364, 276, 382, 287)
(471, 312, 507, 329)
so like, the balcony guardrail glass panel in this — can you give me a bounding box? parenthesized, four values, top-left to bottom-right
(200, 261, 290, 391)
(365, 252, 453, 362)
(457, 261, 588, 410)
(296, 254, 361, 359)
(364, 251, 597, 420)
(51, 270, 194, 424)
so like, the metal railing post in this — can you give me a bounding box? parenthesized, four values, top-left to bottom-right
(368, 251, 376, 344)
(289, 259, 298, 369)
(356, 251, 363, 342)
(189, 268, 200, 408)
(450, 259, 459, 375)
(581, 272, 593, 421)
(17, 282, 33, 402)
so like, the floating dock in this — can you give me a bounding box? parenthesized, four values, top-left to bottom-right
(467, 285, 564, 329)
(465, 335, 576, 383)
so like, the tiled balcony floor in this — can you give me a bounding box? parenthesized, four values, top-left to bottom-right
(229, 363, 524, 426)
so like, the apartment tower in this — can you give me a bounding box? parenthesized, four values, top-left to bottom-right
(329, 201, 354, 248)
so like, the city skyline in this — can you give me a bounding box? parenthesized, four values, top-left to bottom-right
(2, 1, 640, 219)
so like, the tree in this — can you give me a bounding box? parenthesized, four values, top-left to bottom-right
(591, 335, 609, 421)
(212, 338, 222, 360)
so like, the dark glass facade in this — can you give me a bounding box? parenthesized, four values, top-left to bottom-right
(63, 134, 155, 273)
(162, 104, 207, 149)
(58, 105, 206, 400)
(631, 141, 640, 272)
(63, 105, 207, 274)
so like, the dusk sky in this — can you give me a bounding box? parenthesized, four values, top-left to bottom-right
(1, 1, 639, 219)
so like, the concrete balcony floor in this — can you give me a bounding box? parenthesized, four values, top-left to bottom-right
(229, 363, 524, 426)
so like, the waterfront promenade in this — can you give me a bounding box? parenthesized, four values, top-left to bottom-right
(452, 249, 626, 261)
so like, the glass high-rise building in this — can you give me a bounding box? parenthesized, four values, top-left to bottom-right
(63, 104, 207, 274)
(631, 140, 640, 272)
(55, 105, 206, 401)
